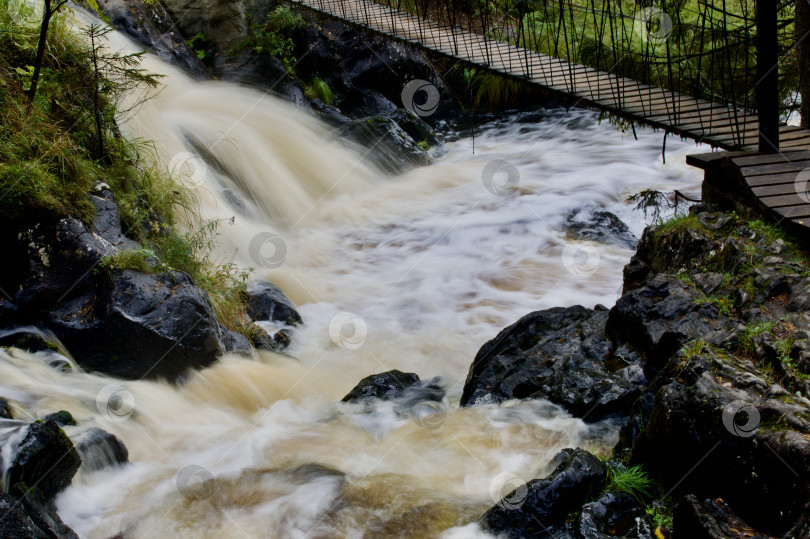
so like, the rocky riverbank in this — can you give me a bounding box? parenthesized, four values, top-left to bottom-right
(94, 0, 473, 174)
(347, 207, 810, 537)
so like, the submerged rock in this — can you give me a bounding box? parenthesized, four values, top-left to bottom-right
(564, 205, 638, 249)
(73, 427, 129, 472)
(480, 448, 607, 538)
(337, 116, 430, 174)
(342, 370, 422, 404)
(48, 269, 225, 381)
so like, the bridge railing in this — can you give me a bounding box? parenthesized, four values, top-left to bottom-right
(303, 0, 800, 150)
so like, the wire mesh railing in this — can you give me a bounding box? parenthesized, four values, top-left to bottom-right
(296, 0, 800, 150)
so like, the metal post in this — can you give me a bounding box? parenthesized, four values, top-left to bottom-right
(756, 0, 779, 153)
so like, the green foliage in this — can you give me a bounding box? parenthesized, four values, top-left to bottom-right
(186, 31, 207, 60)
(627, 189, 670, 223)
(453, 66, 530, 109)
(693, 294, 734, 318)
(606, 464, 656, 503)
(0, 0, 250, 332)
(738, 320, 778, 356)
(229, 7, 306, 69)
(99, 248, 160, 273)
(305, 77, 334, 105)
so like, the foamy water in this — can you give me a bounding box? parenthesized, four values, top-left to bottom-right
(0, 14, 707, 537)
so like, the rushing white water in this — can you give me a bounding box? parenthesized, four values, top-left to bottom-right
(0, 15, 707, 538)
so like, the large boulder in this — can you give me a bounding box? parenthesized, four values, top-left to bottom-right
(461, 306, 645, 421)
(606, 274, 732, 376)
(160, 0, 246, 54)
(620, 346, 810, 536)
(15, 217, 116, 316)
(48, 269, 225, 380)
(96, 0, 208, 78)
(480, 448, 607, 538)
(6, 419, 82, 501)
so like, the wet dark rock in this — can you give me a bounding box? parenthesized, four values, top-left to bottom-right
(161, 0, 245, 55)
(245, 281, 302, 326)
(9, 484, 79, 539)
(0, 397, 12, 419)
(73, 427, 129, 472)
(342, 370, 421, 404)
(0, 327, 59, 353)
(43, 411, 75, 427)
(48, 269, 225, 381)
(0, 492, 49, 538)
(621, 347, 810, 535)
(337, 116, 429, 174)
(97, 0, 208, 78)
(564, 205, 638, 249)
(673, 495, 767, 539)
(577, 491, 650, 538)
(461, 306, 645, 421)
(480, 448, 607, 538)
(222, 328, 253, 355)
(89, 185, 140, 250)
(16, 218, 116, 316)
(691, 272, 723, 296)
(696, 212, 732, 231)
(606, 274, 728, 376)
(7, 419, 82, 501)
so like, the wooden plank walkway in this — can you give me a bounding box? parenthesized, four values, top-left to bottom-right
(688, 136, 810, 238)
(291, 0, 767, 149)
